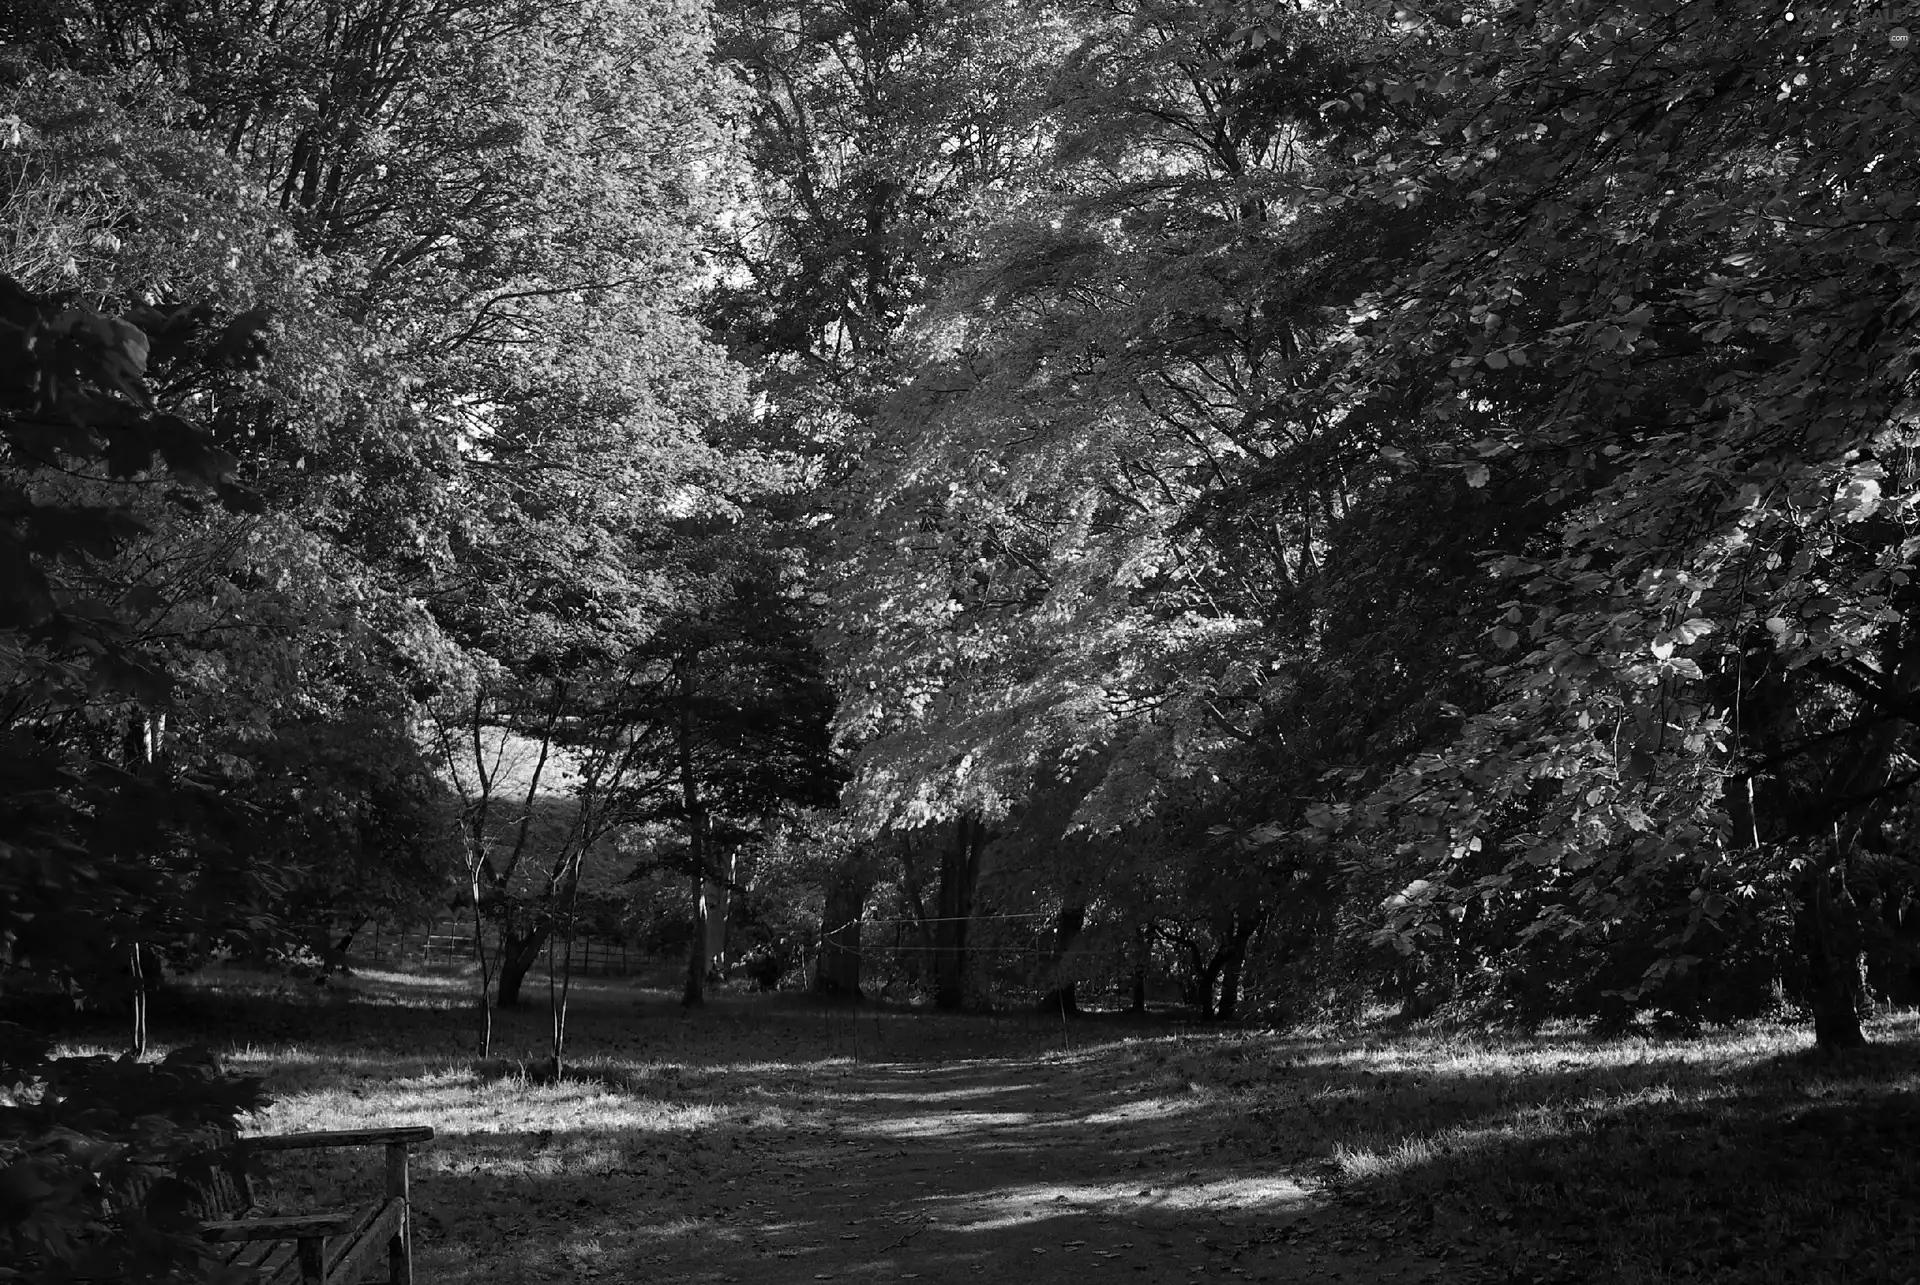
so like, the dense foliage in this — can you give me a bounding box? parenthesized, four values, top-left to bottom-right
(0, 273, 272, 1281)
(772, 0, 1920, 1042)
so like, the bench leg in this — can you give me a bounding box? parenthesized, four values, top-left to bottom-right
(389, 1204, 412, 1285)
(385, 1141, 414, 1285)
(296, 1234, 327, 1285)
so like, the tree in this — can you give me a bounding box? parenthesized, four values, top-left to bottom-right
(710, 0, 1076, 984)
(248, 711, 458, 976)
(815, 0, 1419, 1014)
(604, 524, 846, 1007)
(1300, 0, 1920, 1047)
(0, 272, 282, 1032)
(0, 276, 270, 1282)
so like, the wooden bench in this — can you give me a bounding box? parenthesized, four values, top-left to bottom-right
(201, 1126, 434, 1284)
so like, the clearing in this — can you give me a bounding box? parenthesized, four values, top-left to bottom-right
(65, 967, 1920, 1284)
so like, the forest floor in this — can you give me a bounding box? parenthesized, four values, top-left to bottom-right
(53, 965, 1920, 1284)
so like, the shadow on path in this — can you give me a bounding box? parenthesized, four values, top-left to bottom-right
(389, 1047, 1442, 1285)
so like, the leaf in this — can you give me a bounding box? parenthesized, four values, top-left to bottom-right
(1465, 464, 1490, 488)
(1836, 477, 1882, 522)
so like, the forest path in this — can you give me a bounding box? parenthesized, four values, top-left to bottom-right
(632, 1035, 1453, 1284)
(232, 973, 1465, 1284)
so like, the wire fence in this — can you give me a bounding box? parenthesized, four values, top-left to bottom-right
(819, 913, 1154, 1007)
(347, 912, 1181, 1006)
(350, 922, 653, 977)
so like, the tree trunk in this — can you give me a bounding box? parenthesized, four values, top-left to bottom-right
(1212, 914, 1263, 1021)
(815, 865, 868, 997)
(469, 866, 494, 1057)
(1217, 937, 1247, 1021)
(1189, 963, 1219, 1018)
(933, 816, 985, 1010)
(129, 940, 148, 1058)
(319, 920, 365, 978)
(898, 834, 934, 992)
(1179, 933, 1218, 1017)
(1797, 863, 1867, 1049)
(496, 923, 550, 1008)
(703, 850, 733, 979)
(675, 653, 709, 1009)
(1038, 904, 1085, 1016)
(684, 873, 708, 1007)
(1130, 922, 1149, 1014)
(547, 900, 582, 1080)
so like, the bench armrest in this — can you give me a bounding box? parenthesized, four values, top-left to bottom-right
(247, 1126, 435, 1151)
(202, 1211, 358, 1242)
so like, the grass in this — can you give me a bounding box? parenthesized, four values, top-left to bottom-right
(1121, 1014, 1920, 1283)
(35, 965, 1920, 1284)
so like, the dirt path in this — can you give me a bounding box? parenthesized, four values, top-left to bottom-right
(599, 1044, 1451, 1284)
(235, 977, 1462, 1283)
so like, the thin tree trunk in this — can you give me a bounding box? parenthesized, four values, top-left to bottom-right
(469, 866, 495, 1057)
(703, 849, 733, 978)
(675, 654, 708, 1008)
(553, 929, 577, 1077)
(1131, 921, 1149, 1014)
(1216, 918, 1254, 1021)
(547, 865, 582, 1079)
(684, 874, 708, 1007)
(129, 940, 147, 1057)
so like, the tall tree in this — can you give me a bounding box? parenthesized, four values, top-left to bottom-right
(712, 0, 1070, 981)
(819, 0, 1421, 1009)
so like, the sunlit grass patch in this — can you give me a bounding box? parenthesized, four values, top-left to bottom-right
(1329, 1133, 1440, 1181)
